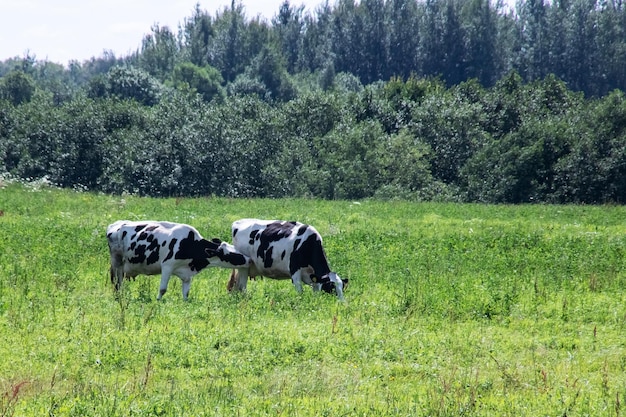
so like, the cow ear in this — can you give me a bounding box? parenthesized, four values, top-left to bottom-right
(204, 247, 218, 257)
(203, 238, 220, 250)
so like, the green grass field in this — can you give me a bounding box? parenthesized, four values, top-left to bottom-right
(1, 181, 626, 416)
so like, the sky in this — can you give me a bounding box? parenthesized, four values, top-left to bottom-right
(0, 0, 325, 65)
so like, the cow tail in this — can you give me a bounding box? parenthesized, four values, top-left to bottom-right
(227, 269, 237, 292)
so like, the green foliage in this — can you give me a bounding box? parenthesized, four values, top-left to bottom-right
(554, 89, 626, 203)
(272, 1, 306, 73)
(87, 66, 163, 106)
(226, 74, 268, 98)
(181, 4, 215, 67)
(4, 0, 626, 99)
(1, 66, 626, 204)
(303, 120, 386, 199)
(2, 185, 626, 415)
(139, 24, 180, 81)
(282, 90, 343, 141)
(373, 129, 435, 200)
(384, 74, 434, 106)
(410, 83, 487, 184)
(245, 46, 296, 102)
(0, 70, 36, 106)
(170, 62, 225, 102)
(210, 2, 252, 83)
(331, 71, 362, 93)
(2, 2, 626, 203)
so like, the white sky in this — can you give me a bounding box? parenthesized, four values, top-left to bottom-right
(0, 0, 325, 65)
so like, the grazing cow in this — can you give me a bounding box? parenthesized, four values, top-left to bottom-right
(107, 220, 249, 300)
(227, 219, 348, 299)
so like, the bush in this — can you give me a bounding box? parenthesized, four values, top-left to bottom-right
(170, 62, 224, 102)
(87, 66, 163, 106)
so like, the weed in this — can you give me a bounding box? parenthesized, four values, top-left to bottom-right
(0, 381, 28, 417)
(141, 353, 153, 390)
(114, 285, 130, 330)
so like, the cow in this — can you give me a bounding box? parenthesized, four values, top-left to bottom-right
(227, 219, 348, 299)
(107, 220, 250, 300)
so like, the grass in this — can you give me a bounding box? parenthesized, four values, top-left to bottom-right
(1, 181, 626, 415)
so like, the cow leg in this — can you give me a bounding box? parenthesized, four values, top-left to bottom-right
(181, 278, 192, 301)
(157, 271, 172, 300)
(110, 265, 118, 289)
(109, 253, 124, 292)
(291, 270, 304, 293)
(112, 267, 125, 292)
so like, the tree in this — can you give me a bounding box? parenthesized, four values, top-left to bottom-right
(554, 89, 626, 202)
(330, 0, 360, 78)
(440, 0, 466, 85)
(304, 121, 388, 199)
(297, 3, 334, 73)
(410, 81, 486, 184)
(227, 74, 268, 98)
(588, 0, 626, 96)
(212, 1, 247, 82)
(461, 0, 498, 86)
(170, 62, 224, 102)
(375, 129, 436, 200)
(385, 0, 421, 79)
(32, 61, 78, 105)
(481, 70, 525, 139)
(76, 50, 122, 81)
(515, 0, 549, 81)
(463, 75, 580, 203)
(283, 90, 343, 143)
(562, 0, 595, 93)
(543, 0, 568, 82)
(182, 4, 214, 67)
(0, 99, 18, 172)
(272, 1, 305, 73)
(139, 24, 180, 81)
(358, 0, 388, 83)
(246, 46, 296, 101)
(420, 0, 466, 85)
(0, 70, 36, 105)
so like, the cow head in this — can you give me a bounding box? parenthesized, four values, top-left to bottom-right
(204, 238, 250, 268)
(317, 272, 348, 295)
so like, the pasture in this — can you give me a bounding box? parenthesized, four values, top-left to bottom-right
(1, 181, 626, 416)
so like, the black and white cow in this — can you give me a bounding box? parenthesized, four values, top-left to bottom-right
(227, 219, 348, 299)
(107, 220, 249, 300)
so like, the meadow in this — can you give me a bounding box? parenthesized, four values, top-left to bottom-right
(1, 180, 626, 416)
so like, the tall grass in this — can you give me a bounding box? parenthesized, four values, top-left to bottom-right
(1, 182, 626, 415)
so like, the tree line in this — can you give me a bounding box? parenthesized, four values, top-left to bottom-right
(3, 0, 625, 98)
(0, 0, 625, 203)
